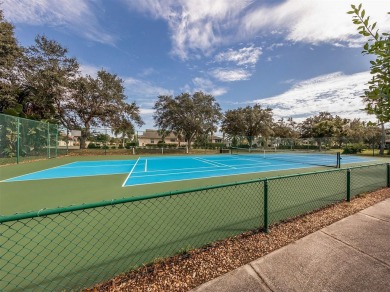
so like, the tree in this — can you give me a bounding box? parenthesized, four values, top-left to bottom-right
(331, 115, 350, 147)
(221, 104, 274, 147)
(299, 112, 339, 150)
(153, 92, 222, 149)
(272, 117, 299, 138)
(113, 119, 136, 147)
(271, 117, 300, 149)
(64, 70, 144, 148)
(345, 118, 367, 143)
(364, 121, 382, 151)
(22, 35, 79, 121)
(0, 10, 24, 114)
(348, 4, 390, 154)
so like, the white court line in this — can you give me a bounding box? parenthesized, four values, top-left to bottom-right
(129, 161, 289, 179)
(145, 159, 148, 172)
(122, 157, 141, 187)
(130, 164, 230, 175)
(194, 157, 236, 169)
(60, 164, 133, 169)
(1, 162, 78, 182)
(123, 164, 311, 187)
(130, 161, 271, 175)
(3, 172, 129, 183)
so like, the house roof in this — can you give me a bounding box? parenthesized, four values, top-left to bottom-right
(139, 129, 177, 140)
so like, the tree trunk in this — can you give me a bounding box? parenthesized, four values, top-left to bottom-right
(80, 127, 89, 149)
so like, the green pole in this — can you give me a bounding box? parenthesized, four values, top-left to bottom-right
(55, 124, 58, 158)
(66, 128, 69, 155)
(347, 169, 351, 202)
(47, 122, 50, 159)
(387, 163, 390, 188)
(337, 152, 341, 168)
(104, 128, 107, 155)
(16, 117, 20, 164)
(263, 179, 269, 233)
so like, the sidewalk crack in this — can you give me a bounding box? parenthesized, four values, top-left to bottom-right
(249, 263, 276, 292)
(320, 230, 390, 268)
(360, 212, 390, 223)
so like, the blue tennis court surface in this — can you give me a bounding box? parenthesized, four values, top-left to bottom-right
(3, 154, 376, 186)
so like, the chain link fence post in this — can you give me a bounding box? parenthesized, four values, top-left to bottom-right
(47, 121, 50, 159)
(387, 163, 390, 188)
(347, 169, 351, 202)
(55, 124, 59, 158)
(16, 117, 20, 164)
(263, 179, 269, 233)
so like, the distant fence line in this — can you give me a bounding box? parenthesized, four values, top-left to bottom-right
(0, 163, 389, 291)
(1, 113, 389, 165)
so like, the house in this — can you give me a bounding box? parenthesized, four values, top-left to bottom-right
(137, 129, 187, 147)
(58, 132, 79, 147)
(210, 135, 223, 143)
(137, 130, 226, 147)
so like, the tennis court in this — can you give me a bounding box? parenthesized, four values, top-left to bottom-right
(2, 152, 374, 186)
(0, 151, 388, 291)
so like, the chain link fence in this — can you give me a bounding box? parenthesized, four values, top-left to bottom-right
(0, 114, 64, 165)
(226, 135, 390, 155)
(1, 163, 389, 291)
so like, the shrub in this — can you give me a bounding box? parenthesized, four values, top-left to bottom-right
(87, 143, 99, 149)
(342, 144, 364, 154)
(125, 142, 137, 149)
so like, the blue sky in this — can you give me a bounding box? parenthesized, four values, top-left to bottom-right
(2, 0, 390, 131)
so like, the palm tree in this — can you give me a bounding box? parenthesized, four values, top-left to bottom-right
(113, 119, 135, 148)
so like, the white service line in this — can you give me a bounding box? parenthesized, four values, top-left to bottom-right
(122, 157, 141, 187)
(194, 157, 236, 169)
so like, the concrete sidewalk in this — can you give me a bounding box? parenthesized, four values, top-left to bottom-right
(192, 198, 390, 292)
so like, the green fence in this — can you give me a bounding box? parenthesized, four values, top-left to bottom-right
(0, 163, 389, 291)
(0, 114, 61, 165)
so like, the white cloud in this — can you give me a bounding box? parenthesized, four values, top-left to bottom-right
(124, 0, 389, 58)
(242, 0, 390, 47)
(215, 46, 262, 66)
(266, 43, 285, 51)
(2, 0, 115, 44)
(123, 78, 173, 129)
(79, 64, 100, 78)
(253, 71, 377, 122)
(192, 77, 227, 96)
(139, 68, 158, 77)
(140, 108, 155, 115)
(124, 77, 173, 99)
(211, 68, 251, 82)
(123, 0, 253, 59)
(78, 65, 168, 101)
(8, 0, 385, 56)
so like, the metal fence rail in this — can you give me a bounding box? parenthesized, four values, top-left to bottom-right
(0, 163, 389, 291)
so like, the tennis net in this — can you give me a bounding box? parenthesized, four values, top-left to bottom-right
(231, 147, 340, 168)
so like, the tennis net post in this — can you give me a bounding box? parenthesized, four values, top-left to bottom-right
(337, 152, 341, 168)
